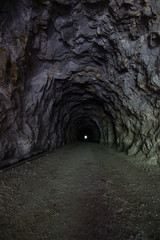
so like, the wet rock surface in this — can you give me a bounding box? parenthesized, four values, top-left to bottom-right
(0, 143, 160, 240)
(0, 0, 160, 164)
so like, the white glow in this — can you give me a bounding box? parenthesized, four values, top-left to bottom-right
(84, 135, 88, 140)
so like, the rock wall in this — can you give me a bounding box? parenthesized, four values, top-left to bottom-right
(0, 0, 160, 166)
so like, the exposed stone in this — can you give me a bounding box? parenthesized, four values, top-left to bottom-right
(0, 0, 160, 167)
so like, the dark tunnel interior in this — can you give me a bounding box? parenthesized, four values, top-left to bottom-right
(75, 120, 101, 143)
(0, 0, 159, 166)
(0, 0, 160, 239)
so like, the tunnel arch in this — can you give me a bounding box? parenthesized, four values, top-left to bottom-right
(57, 94, 109, 146)
(0, 0, 159, 166)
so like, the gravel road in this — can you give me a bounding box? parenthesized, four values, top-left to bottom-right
(0, 142, 160, 240)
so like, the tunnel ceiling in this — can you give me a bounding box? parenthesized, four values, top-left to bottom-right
(0, 0, 160, 166)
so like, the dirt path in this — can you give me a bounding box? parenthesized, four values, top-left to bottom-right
(0, 142, 160, 240)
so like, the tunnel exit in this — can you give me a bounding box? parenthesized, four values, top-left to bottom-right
(76, 124, 100, 143)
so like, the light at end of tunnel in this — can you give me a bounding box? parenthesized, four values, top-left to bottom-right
(84, 135, 88, 140)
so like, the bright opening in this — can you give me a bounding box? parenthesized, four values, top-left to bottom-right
(84, 135, 88, 140)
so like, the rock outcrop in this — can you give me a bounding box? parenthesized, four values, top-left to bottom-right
(0, 0, 160, 166)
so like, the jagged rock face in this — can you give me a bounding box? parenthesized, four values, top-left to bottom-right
(0, 0, 160, 166)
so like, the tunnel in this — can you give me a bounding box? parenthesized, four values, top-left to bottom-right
(0, 0, 160, 167)
(76, 125, 100, 142)
(74, 118, 101, 142)
(0, 0, 160, 239)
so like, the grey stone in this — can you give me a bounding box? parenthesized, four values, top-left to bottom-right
(150, 74, 160, 89)
(0, 0, 160, 167)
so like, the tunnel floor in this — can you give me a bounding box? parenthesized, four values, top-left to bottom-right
(0, 143, 160, 240)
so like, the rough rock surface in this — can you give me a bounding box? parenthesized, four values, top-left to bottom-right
(0, 0, 160, 165)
